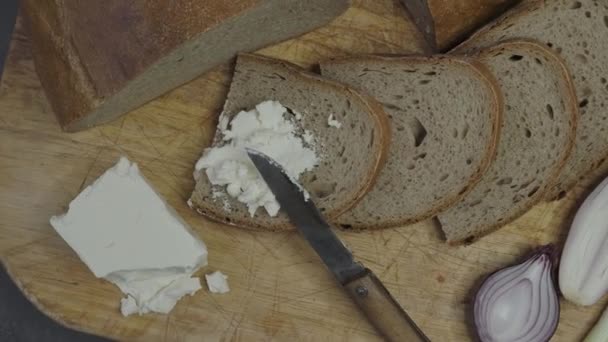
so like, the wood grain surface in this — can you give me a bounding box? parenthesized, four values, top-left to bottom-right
(1, 1, 607, 341)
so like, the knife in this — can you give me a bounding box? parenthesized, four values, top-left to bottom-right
(399, 0, 438, 53)
(247, 150, 429, 342)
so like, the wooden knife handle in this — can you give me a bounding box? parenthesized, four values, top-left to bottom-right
(344, 269, 429, 342)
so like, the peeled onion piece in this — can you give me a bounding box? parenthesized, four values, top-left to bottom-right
(559, 176, 608, 306)
(474, 245, 559, 342)
(585, 305, 608, 342)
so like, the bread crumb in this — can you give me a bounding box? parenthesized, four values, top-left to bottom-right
(211, 190, 231, 212)
(302, 130, 315, 145)
(205, 271, 230, 294)
(328, 114, 342, 128)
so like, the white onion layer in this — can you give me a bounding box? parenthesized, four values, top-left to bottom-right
(559, 176, 608, 306)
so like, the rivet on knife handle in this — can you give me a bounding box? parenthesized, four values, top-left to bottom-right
(344, 269, 429, 342)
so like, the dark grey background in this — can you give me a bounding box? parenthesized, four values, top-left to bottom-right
(0, 266, 110, 342)
(1, 1, 109, 341)
(0, 0, 18, 79)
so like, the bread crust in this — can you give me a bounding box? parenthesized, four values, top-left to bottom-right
(430, 0, 519, 50)
(452, 0, 543, 54)
(400, 0, 520, 51)
(21, 0, 350, 131)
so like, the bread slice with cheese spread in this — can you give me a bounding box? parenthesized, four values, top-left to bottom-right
(438, 40, 578, 244)
(189, 53, 391, 230)
(320, 55, 502, 229)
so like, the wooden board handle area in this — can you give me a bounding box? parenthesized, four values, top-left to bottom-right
(344, 269, 429, 342)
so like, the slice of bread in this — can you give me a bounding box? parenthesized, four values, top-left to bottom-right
(189, 53, 391, 230)
(454, 0, 605, 199)
(439, 40, 578, 244)
(320, 55, 502, 229)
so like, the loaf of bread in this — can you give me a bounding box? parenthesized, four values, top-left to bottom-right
(21, 0, 350, 131)
(439, 40, 578, 243)
(454, 0, 608, 199)
(400, 0, 518, 51)
(320, 55, 502, 229)
(189, 54, 391, 230)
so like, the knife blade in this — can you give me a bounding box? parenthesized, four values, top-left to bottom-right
(247, 149, 365, 284)
(247, 149, 429, 342)
(399, 0, 437, 53)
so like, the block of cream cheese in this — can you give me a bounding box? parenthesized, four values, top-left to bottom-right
(50, 157, 208, 316)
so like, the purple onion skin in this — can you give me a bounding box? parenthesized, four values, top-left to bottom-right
(473, 245, 560, 342)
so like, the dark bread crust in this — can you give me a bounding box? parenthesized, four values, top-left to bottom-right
(21, 0, 351, 131)
(400, 0, 520, 51)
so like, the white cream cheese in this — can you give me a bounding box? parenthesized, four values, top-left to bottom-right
(50, 157, 208, 316)
(195, 100, 318, 217)
(328, 114, 342, 128)
(205, 271, 230, 294)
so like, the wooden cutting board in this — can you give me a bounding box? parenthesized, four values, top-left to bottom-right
(1, 1, 607, 341)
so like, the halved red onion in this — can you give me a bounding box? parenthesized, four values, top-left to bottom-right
(474, 245, 559, 342)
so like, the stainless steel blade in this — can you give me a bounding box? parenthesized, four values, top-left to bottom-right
(247, 149, 365, 284)
(399, 0, 437, 52)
